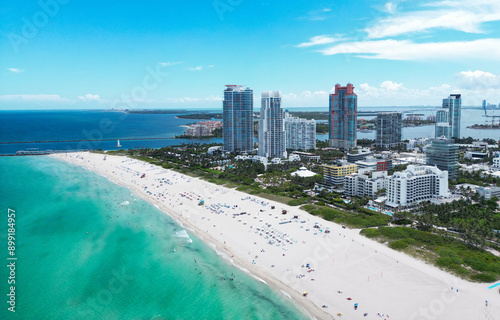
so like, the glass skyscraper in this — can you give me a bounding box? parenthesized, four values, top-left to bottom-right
(258, 91, 286, 158)
(442, 94, 461, 139)
(376, 112, 402, 149)
(425, 137, 458, 180)
(435, 109, 451, 138)
(329, 83, 357, 149)
(223, 85, 254, 153)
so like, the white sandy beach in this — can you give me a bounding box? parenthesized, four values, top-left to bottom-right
(51, 152, 500, 320)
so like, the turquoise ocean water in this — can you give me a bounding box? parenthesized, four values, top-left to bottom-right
(0, 156, 307, 320)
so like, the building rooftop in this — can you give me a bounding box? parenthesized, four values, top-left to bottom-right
(292, 167, 317, 178)
(291, 167, 317, 178)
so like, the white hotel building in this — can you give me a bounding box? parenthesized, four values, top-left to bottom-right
(386, 165, 449, 208)
(344, 171, 387, 198)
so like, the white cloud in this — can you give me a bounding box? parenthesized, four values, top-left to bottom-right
(297, 0, 500, 63)
(384, 2, 397, 14)
(300, 8, 332, 21)
(281, 90, 328, 107)
(296, 35, 343, 47)
(356, 81, 451, 105)
(358, 81, 408, 98)
(429, 83, 452, 93)
(380, 80, 404, 91)
(355, 79, 500, 106)
(77, 94, 101, 102)
(0, 94, 70, 102)
(7, 68, 24, 73)
(455, 70, 500, 89)
(366, 0, 500, 39)
(159, 61, 184, 67)
(320, 38, 500, 60)
(188, 66, 203, 71)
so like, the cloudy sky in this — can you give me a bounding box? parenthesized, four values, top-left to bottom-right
(1, 0, 500, 109)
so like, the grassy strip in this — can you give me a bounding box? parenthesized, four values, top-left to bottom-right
(360, 227, 500, 282)
(255, 193, 295, 205)
(300, 204, 391, 229)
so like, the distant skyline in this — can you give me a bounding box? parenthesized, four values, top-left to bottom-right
(1, 0, 500, 110)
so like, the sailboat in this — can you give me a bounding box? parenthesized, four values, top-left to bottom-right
(117, 140, 122, 148)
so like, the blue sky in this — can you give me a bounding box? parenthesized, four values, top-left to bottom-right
(1, 0, 500, 109)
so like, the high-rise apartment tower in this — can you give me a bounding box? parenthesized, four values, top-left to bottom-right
(329, 83, 357, 149)
(223, 85, 254, 153)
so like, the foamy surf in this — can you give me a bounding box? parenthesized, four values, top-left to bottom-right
(281, 290, 292, 300)
(172, 230, 193, 243)
(253, 275, 267, 284)
(214, 248, 233, 263)
(120, 201, 130, 206)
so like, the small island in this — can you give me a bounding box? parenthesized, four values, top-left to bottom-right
(176, 113, 223, 120)
(468, 124, 500, 129)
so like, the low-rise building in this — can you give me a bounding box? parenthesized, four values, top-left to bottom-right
(344, 171, 387, 198)
(235, 155, 268, 165)
(477, 186, 500, 200)
(386, 165, 449, 208)
(464, 151, 489, 160)
(395, 152, 426, 165)
(291, 167, 318, 178)
(292, 151, 321, 161)
(377, 160, 393, 171)
(207, 146, 223, 155)
(354, 157, 393, 172)
(323, 163, 358, 186)
(347, 149, 372, 163)
(405, 138, 431, 151)
(288, 154, 301, 162)
(493, 155, 500, 169)
(270, 158, 282, 164)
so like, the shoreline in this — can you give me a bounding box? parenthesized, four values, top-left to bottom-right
(50, 152, 500, 319)
(50, 152, 329, 319)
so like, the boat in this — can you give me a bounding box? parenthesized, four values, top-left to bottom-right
(117, 140, 122, 148)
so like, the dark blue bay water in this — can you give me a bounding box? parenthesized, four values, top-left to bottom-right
(0, 110, 222, 154)
(0, 107, 498, 155)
